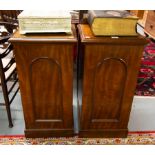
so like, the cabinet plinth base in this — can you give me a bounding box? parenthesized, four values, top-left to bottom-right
(79, 129, 128, 138)
(25, 129, 74, 138)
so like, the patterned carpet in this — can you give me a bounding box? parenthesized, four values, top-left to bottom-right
(0, 133, 155, 144)
(136, 39, 155, 96)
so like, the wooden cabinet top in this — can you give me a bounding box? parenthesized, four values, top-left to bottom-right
(9, 24, 77, 43)
(78, 24, 148, 45)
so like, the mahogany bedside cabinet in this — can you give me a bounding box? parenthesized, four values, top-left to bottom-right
(9, 25, 77, 138)
(77, 24, 147, 138)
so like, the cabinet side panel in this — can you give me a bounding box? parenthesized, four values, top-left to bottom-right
(13, 43, 74, 130)
(80, 44, 144, 130)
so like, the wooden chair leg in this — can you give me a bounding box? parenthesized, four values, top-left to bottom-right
(1, 80, 13, 128)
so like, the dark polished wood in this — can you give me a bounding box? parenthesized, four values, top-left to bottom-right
(77, 24, 148, 138)
(9, 25, 77, 138)
(0, 10, 22, 24)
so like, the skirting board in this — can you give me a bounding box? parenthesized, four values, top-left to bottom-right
(128, 96, 155, 131)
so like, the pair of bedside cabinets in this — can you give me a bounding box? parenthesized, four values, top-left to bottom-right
(9, 24, 147, 138)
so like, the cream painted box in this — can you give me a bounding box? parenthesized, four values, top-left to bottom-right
(18, 11, 72, 34)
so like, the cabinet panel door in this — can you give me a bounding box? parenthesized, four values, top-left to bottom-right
(80, 44, 143, 130)
(14, 43, 74, 130)
(92, 57, 127, 122)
